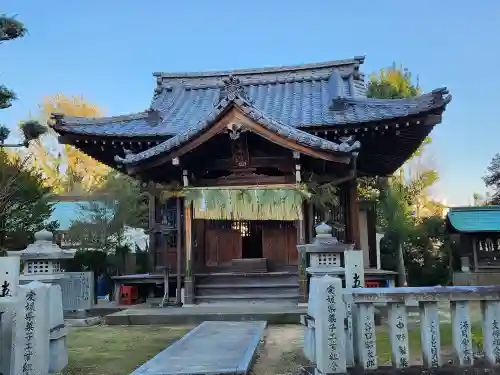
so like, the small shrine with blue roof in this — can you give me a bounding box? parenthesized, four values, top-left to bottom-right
(448, 206, 500, 286)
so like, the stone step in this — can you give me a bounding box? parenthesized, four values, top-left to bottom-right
(196, 273, 298, 286)
(196, 285, 299, 297)
(195, 293, 299, 304)
(197, 282, 297, 289)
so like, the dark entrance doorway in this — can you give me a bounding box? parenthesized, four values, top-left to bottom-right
(233, 221, 263, 259)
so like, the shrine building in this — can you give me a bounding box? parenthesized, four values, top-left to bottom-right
(51, 56, 451, 305)
(448, 206, 500, 286)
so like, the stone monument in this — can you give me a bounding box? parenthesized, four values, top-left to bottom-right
(10, 281, 51, 375)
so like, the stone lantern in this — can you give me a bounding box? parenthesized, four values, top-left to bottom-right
(297, 222, 366, 366)
(297, 222, 355, 278)
(15, 229, 75, 284)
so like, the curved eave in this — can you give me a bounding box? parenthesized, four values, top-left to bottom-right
(50, 111, 177, 138)
(356, 116, 440, 176)
(447, 206, 500, 233)
(303, 88, 452, 131)
(117, 94, 360, 172)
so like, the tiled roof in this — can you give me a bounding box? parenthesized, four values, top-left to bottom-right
(51, 56, 451, 138)
(447, 206, 500, 233)
(116, 93, 361, 165)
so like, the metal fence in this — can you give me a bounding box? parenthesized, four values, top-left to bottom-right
(59, 272, 94, 311)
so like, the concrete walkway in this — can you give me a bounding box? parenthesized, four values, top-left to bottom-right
(130, 321, 267, 375)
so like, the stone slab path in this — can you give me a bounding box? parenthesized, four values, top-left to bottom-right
(130, 321, 267, 375)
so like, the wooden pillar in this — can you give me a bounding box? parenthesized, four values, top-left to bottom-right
(366, 203, 378, 268)
(148, 192, 156, 270)
(346, 179, 361, 249)
(472, 236, 479, 271)
(175, 197, 182, 305)
(306, 200, 315, 243)
(183, 200, 195, 305)
(297, 200, 307, 304)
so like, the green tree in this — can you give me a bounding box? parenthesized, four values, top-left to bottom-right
(0, 151, 54, 250)
(359, 63, 446, 285)
(405, 216, 451, 286)
(0, 15, 45, 147)
(378, 179, 413, 286)
(483, 153, 500, 204)
(98, 171, 148, 231)
(358, 63, 424, 202)
(27, 95, 110, 193)
(379, 166, 445, 286)
(366, 63, 420, 99)
(65, 171, 148, 253)
(0, 15, 25, 110)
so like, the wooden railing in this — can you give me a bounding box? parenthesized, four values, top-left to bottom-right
(302, 276, 500, 373)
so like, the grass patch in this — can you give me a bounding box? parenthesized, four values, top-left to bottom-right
(61, 323, 484, 375)
(63, 325, 190, 375)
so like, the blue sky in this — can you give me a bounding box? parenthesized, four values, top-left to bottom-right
(1, 0, 498, 206)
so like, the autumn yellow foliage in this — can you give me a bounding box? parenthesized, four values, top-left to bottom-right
(27, 95, 111, 194)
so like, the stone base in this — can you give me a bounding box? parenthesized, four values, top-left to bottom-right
(65, 316, 102, 327)
(49, 337, 68, 373)
(184, 278, 194, 305)
(454, 271, 500, 286)
(299, 277, 308, 304)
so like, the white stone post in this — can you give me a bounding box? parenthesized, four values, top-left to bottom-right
(482, 300, 500, 365)
(451, 300, 473, 366)
(0, 256, 20, 375)
(420, 301, 441, 367)
(48, 284, 69, 373)
(304, 276, 319, 363)
(314, 275, 346, 374)
(387, 302, 410, 368)
(344, 249, 365, 367)
(354, 302, 377, 370)
(10, 281, 51, 375)
(0, 296, 17, 375)
(0, 256, 20, 297)
(375, 233, 384, 270)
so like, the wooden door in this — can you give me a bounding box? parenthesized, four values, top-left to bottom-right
(262, 223, 298, 266)
(205, 228, 242, 266)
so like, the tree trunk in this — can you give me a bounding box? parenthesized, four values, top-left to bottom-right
(396, 241, 407, 286)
